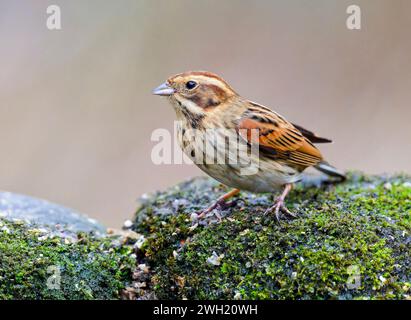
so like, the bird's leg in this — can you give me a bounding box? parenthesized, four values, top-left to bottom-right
(264, 183, 296, 221)
(197, 188, 240, 220)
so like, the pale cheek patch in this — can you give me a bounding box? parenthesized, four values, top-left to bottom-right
(177, 96, 204, 115)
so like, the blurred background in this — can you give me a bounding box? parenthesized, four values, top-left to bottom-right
(0, 0, 410, 227)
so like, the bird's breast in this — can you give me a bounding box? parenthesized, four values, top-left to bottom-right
(176, 124, 301, 192)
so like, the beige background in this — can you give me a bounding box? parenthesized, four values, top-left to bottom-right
(0, 0, 410, 227)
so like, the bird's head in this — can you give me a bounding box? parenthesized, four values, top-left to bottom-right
(153, 71, 238, 118)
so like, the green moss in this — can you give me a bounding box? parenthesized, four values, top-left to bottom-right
(133, 173, 411, 300)
(0, 220, 135, 300)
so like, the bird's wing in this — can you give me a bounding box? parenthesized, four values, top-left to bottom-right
(236, 101, 324, 169)
(291, 123, 332, 143)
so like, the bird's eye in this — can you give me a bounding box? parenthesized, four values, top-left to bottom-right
(185, 81, 197, 90)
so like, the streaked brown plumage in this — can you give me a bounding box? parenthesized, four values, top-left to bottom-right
(153, 71, 345, 221)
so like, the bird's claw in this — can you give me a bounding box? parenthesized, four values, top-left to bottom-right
(264, 198, 296, 222)
(218, 198, 241, 211)
(196, 198, 240, 221)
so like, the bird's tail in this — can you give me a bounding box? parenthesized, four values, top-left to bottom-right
(314, 161, 346, 182)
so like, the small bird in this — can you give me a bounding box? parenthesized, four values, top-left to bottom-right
(153, 71, 345, 221)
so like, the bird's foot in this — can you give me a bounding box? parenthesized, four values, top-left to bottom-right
(264, 198, 296, 222)
(196, 198, 239, 221)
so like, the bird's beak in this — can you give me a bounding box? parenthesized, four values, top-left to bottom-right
(152, 82, 175, 96)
